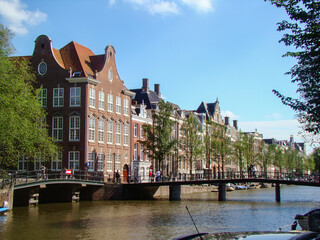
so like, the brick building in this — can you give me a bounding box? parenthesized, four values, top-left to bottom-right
(18, 35, 134, 181)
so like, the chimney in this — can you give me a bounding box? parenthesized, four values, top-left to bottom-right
(233, 120, 238, 130)
(225, 116, 229, 126)
(154, 84, 161, 97)
(142, 78, 149, 92)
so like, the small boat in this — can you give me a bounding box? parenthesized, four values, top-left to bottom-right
(295, 208, 320, 231)
(248, 183, 261, 189)
(235, 185, 248, 190)
(0, 207, 9, 215)
(226, 183, 235, 191)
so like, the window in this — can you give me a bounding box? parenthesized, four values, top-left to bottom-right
(39, 88, 47, 107)
(140, 126, 144, 139)
(52, 116, 63, 141)
(99, 91, 105, 110)
(123, 124, 129, 146)
(88, 152, 95, 171)
(98, 119, 104, 143)
(134, 143, 138, 160)
(69, 151, 79, 170)
(18, 154, 28, 171)
(115, 154, 121, 171)
(108, 94, 113, 112)
(140, 144, 144, 161)
(52, 151, 62, 171)
(106, 153, 113, 172)
(97, 153, 104, 172)
(134, 123, 138, 137)
(89, 117, 95, 142)
(107, 121, 113, 144)
(69, 116, 80, 141)
(70, 87, 81, 106)
(53, 88, 64, 107)
(140, 108, 146, 118)
(34, 154, 45, 171)
(123, 99, 129, 116)
(116, 96, 121, 114)
(89, 88, 95, 108)
(116, 123, 121, 145)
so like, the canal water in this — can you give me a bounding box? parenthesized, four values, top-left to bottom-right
(0, 185, 319, 240)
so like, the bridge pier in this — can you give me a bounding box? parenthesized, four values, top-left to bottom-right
(275, 183, 281, 202)
(169, 185, 181, 201)
(218, 183, 227, 201)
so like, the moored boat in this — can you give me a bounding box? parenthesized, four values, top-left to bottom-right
(0, 207, 9, 215)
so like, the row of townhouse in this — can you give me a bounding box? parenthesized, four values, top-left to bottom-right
(17, 35, 305, 182)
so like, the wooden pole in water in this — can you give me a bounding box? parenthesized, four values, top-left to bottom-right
(275, 183, 281, 202)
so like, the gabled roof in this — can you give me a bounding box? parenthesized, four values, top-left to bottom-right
(131, 88, 162, 109)
(58, 41, 95, 77)
(196, 101, 218, 120)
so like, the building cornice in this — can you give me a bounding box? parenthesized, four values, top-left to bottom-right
(65, 77, 100, 85)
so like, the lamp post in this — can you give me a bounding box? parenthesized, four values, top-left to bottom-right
(113, 153, 116, 182)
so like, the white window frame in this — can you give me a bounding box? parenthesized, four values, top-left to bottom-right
(53, 88, 64, 107)
(69, 116, 80, 141)
(52, 116, 63, 141)
(69, 151, 79, 170)
(123, 99, 129, 116)
(51, 151, 62, 171)
(123, 124, 129, 146)
(89, 88, 95, 108)
(108, 94, 113, 112)
(106, 153, 113, 172)
(99, 91, 105, 110)
(140, 126, 144, 139)
(115, 154, 121, 171)
(140, 144, 144, 161)
(70, 87, 81, 107)
(116, 122, 121, 145)
(134, 143, 138, 160)
(134, 123, 138, 138)
(89, 117, 95, 142)
(98, 119, 104, 143)
(107, 121, 113, 144)
(39, 88, 47, 107)
(116, 96, 121, 114)
(97, 153, 104, 172)
(88, 152, 95, 172)
(18, 154, 28, 171)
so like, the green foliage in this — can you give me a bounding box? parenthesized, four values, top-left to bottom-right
(266, 0, 320, 134)
(0, 24, 58, 169)
(233, 132, 246, 174)
(139, 100, 177, 172)
(312, 147, 320, 172)
(180, 112, 203, 174)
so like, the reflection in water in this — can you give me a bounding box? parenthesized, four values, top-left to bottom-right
(0, 186, 319, 240)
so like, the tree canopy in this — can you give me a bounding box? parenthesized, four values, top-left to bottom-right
(139, 100, 177, 173)
(267, 0, 320, 135)
(0, 25, 57, 169)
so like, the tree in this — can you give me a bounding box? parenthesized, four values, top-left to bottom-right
(180, 112, 203, 176)
(312, 147, 320, 174)
(233, 132, 246, 177)
(267, 0, 320, 135)
(274, 146, 285, 175)
(139, 100, 177, 174)
(0, 25, 58, 169)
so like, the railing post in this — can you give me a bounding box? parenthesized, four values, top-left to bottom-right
(275, 183, 281, 202)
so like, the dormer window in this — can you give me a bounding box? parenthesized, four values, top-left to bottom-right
(72, 71, 81, 77)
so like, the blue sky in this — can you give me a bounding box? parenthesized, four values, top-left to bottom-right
(0, 0, 307, 149)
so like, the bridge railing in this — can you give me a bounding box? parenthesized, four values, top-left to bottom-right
(146, 171, 319, 183)
(0, 169, 104, 186)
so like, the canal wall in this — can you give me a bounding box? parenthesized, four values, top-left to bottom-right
(154, 185, 217, 198)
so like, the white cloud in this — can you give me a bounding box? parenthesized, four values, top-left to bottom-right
(221, 110, 239, 120)
(148, 1, 179, 15)
(180, 0, 214, 13)
(0, 0, 47, 35)
(112, 0, 214, 15)
(124, 0, 179, 15)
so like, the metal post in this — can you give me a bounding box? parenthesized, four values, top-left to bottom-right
(275, 183, 281, 202)
(218, 183, 227, 201)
